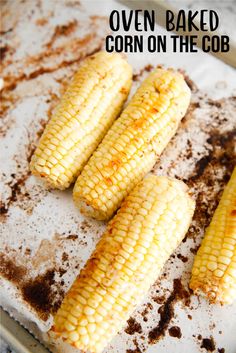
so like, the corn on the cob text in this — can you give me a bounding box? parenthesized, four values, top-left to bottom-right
(53, 175, 195, 352)
(30, 52, 132, 189)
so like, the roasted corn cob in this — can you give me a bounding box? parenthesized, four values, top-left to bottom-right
(30, 52, 132, 189)
(73, 68, 191, 220)
(52, 175, 195, 353)
(190, 167, 236, 304)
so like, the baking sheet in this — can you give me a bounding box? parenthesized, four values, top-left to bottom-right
(0, 307, 49, 353)
(1, 1, 236, 353)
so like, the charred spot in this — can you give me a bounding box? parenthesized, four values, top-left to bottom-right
(207, 99, 222, 108)
(0, 45, 9, 61)
(0, 28, 13, 35)
(58, 267, 67, 277)
(176, 253, 188, 263)
(1, 171, 31, 218)
(218, 349, 225, 353)
(21, 269, 58, 321)
(168, 326, 182, 338)
(206, 128, 236, 152)
(148, 293, 175, 343)
(190, 246, 200, 254)
(0, 202, 8, 215)
(141, 302, 153, 322)
(125, 317, 142, 335)
(149, 279, 190, 344)
(80, 220, 92, 232)
(66, 234, 78, 240)
(189, 153, 213, 181)
(24, 248, 31, 255)
(62, 252, 69, 262)
(126, 338, 143, 353)
(152, 295, 166, 305)
(200, 336, 216, 352)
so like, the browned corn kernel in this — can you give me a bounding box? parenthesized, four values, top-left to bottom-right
(73, 68, 191, 220)
(52, 175, 195, 352)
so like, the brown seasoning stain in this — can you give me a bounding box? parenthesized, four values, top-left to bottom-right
(218, 349, 225, 353)
(126, 348, 142, 353)
(125, 317, 143, 335)
(140, 302, 153, 322)
(0, 231, 83, 320)
(0, 45, 9, 61)
(0, 254, 27, 285)
(0, 255, 61, 320)
(46, 20, 78, 48)
(176, 253, 188, 263)
(200, 336, 216, 352)
(168, 326, 182, 338)
(126, 337, 143, 353)
(148, 278, 190, 344)
(21, 270, 58, 321)
(133, 64, 154, 82)
(2, 33, 104, 92)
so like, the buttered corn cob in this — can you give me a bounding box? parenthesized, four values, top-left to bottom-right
(30, 52, 132, 189)
(73, 68, 191, 220)
(52, 175, 195, 353)
(190, 167, 236, 304)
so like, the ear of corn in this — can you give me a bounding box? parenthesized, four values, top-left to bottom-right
(73, 68, 191, 220)
(190, 167, 236, 305)
(30, 52, 132, 189)
(52, 175, 195, 353)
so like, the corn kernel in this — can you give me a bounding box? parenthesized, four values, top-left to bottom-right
(30, 52, 132, 189)
(53, 175, 195, 352)
(73, 69, 191, 220)
(190, 167, 236, 304)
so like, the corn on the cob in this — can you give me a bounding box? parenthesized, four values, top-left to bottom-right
(73, 68, 191, 220)
(190, 167, 236, 304)
(30, 52, 132, 189)
(52, 175, 195, 353)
